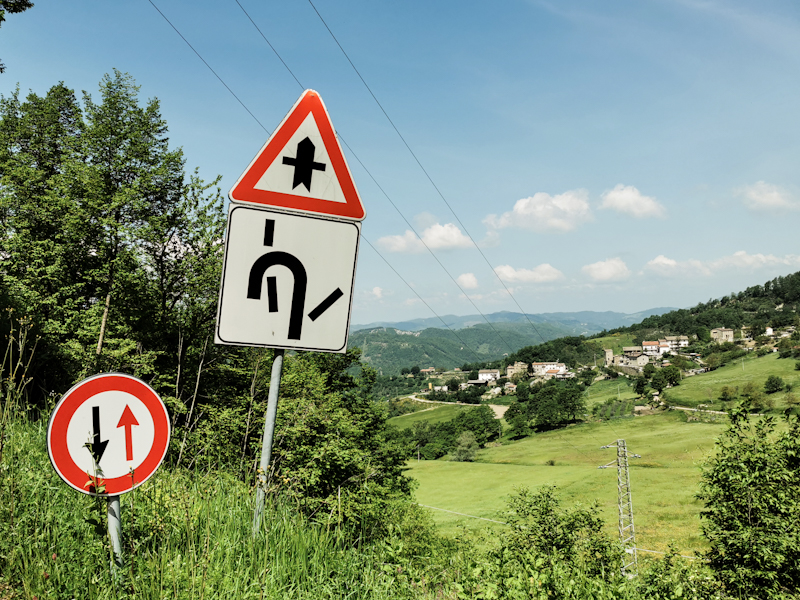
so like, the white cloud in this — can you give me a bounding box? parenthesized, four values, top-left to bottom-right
(600, 184, 666, 218)
(645, 251, 800, 277)
(645, 255, 710, 277)
(736, 181, 798, 212)
(370, 286, 384, 299)
(582, 258, 630, 282)
(457, 273, 479, 289)
(421, 223, 472, 249)
(494, 264, 564, 283)
(484, 189, 592, 233)
(709, 250, 800, 270)
(377, 222, 472, 253)
(377, 230, 423, 253)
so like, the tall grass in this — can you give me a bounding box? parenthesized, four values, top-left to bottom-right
(0, 420, 404, 599)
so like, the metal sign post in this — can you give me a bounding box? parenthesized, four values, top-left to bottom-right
(108, 495, 123, 569)
(252, 349, 284, 534)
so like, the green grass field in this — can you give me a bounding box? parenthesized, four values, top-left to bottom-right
(667, 352, 800, 410)
(407, 410, 726, 556)
(389, 403, 478, 429)
(395, 355, 799, 558)
(590, 333, 637, 356)
(584, 377, 638, 409)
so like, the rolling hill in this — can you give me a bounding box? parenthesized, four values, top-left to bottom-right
(348, 308, 675, 375)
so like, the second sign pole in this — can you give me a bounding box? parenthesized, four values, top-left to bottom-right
(252, 348, 285, 535)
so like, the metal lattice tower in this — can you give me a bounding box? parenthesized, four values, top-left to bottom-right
(599, 439, 641, 576)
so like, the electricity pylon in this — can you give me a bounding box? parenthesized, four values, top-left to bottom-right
(599, 439, 641, 576)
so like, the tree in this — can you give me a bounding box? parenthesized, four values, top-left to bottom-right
(662, 365, 681, 387)
(410, 365, 420, 375)
(698, 410, 800, 597)
(643, 363, 656, 379)
(634, 376, 648, 396)
(0, 0, 33, 73)
(468, 369, 479, 380)
(270, 349, 413, 534)
(505, 401, 530, 438)
(578, 369, 595, 386)
(444, 377, 461, 392)
(719, 385, 735, 402)
(651, 371, 667, 393)
(764, 375, 784, 394)
(450, 431, 478, 462)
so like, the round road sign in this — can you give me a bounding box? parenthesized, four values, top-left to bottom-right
(47, 373, 170, 496)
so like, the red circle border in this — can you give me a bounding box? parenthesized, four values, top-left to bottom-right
(47, 373, 170, 496)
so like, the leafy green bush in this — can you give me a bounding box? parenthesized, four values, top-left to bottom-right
(698, 410, 800, 598)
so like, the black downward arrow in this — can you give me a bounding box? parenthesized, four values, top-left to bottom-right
(91, 406, 109, 463)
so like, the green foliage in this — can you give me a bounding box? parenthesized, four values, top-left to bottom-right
(698, 409, 800, 598)
(636, 546, 725, 600)
(267, 350, 413, 535)
(450, 431, 478, 462)
(662, 365, 682, 387)
(0, 421, 419, 599)
(651, 371, 667, 393)
(352, 321, 592, 376)
(764, 374, 784, 394)
(506, 336, 605, 369)
(403, 404, 500, 459)
(463, 486, 624, 598)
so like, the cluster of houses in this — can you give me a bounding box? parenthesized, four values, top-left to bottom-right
(427, 360, 577, 395)
(604, 335, 690, 369)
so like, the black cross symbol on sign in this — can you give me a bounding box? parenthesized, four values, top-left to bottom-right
(282, 137, 326, 192)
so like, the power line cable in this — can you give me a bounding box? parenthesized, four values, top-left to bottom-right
(305, 0, 551, 347)
(360, 236, 482, 363)
(146, 0, 269, 133)
(144, 0, 485, 363)
(229, 0, 517, 356)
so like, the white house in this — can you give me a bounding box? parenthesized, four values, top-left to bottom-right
(531, 361, 565, 376)
(478, 369, 501, 382)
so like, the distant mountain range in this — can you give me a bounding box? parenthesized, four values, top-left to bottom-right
(351, 308, 676, 334)
(348, 308, 676, 375)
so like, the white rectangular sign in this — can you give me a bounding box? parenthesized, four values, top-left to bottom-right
(215, 205, 360, 352)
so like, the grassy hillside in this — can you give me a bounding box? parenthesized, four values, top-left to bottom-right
(350, 321, 593, 375)
(389, 403, 478, 429)
(667, 352, 800, 410)
(406, 410, 725, 554)
(590, 332, 637, 356)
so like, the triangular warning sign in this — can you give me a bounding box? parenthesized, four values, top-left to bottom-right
(229, 90, 366, 221)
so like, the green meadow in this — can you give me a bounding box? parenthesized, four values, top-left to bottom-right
(389, 403, 479, 428)
(591, 333, 637, 356)
(393, 356, 798, 558)
(667, 352, 800, 410)
(405, 410, 726, 556)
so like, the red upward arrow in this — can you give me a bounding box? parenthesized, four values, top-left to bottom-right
(117, 405, 139, 461)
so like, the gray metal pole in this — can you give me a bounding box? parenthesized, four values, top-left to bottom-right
(253, 349, 284, 535)
(107, 495, 123, 569)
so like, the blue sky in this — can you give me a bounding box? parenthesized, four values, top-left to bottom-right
(3, 0, 800, 326)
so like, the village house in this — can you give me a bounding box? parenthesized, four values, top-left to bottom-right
(642, 341, 660, 356)
(531, 361, 566, 376)
(478, 369, 501, 382)
(506, 361, 529, 378)
(710, 328, 734, 343)
(420, 367, 436, 375)
(664, 336, 690, 351)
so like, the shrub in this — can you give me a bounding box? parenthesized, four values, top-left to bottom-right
(450, 431, 478, 462)
(764, 375, 784, 394)
(698, 410, 800, 598)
